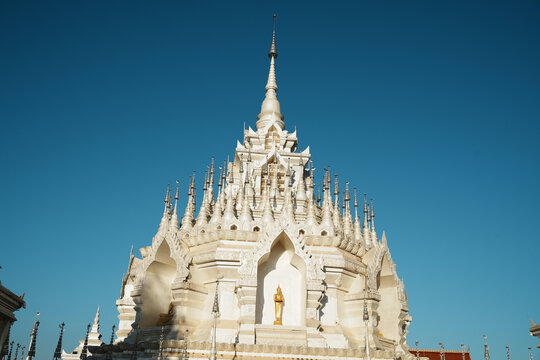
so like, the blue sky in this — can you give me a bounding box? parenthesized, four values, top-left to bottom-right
(1, 0, 539, 359)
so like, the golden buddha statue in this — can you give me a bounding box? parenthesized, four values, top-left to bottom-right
(157, 302, 174, 326)
(273, 285, 284, 325)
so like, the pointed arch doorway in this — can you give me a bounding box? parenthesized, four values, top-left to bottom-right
(139, 241, 177, 328)
(255, 232, 306, 327)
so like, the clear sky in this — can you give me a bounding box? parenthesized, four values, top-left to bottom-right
(1, 1, 539, 359)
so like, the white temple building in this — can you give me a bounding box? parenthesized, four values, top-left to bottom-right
(77, 16, 414, 360)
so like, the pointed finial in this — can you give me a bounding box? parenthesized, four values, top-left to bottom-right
(203, 169, 208, 191)
(217, 166, 223, 188)
(172, 179, 179, 217)
(164, 184, 170, 204)
(257, 14, 283, 130)
(268, 14, 278, 58)
(53, 323, 65, 360)
(110, 325, 116, 345)
(94, 306, 100, 326)
(223, 159, 227, 178)
(363, 194, 368, 213)
(80, 324, 91, 360)
(212, 282, 220, 316)
(174, 180, 179, 201)
(26, 312, 40, 359)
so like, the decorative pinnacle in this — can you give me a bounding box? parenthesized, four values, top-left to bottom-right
(363, 287, 369, 321)
(164, 184, 170, 204)
(94, 306, 100, 326)
(363, 194, 368, 213)
(268, 14, 278, 58)
(110, 325, 116, 345)
(212, 283, 220, 315)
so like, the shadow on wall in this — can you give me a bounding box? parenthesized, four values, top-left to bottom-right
(139, 241, 176, 328)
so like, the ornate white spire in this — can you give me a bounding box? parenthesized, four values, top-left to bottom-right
(25, 312, 39, 360)
(208, 157, 215, 205)
(222, 174, 237, 225)
(363, 285, 371, 360)
(320, 170, 334, 233)
(333, 175, 343, 233)
(239, 180, 253, 227)
(181, 175, 195, 231)
(157, 184, 171, 235)
(209, 175, 223, 228)
(279, 167, 296, 225)
(170, 180, 180, 231)
(343, 182, 353, 236)
(94, 307, 100, 325)
(353, 188, 362, 242)
(209, 283, 220, 360)
(257, 14, 284, 130)
(306, 175, 318, 228)
(363, 193, 371, 248)
(370, 198, 377, 244)
(261, 180, 274, 225)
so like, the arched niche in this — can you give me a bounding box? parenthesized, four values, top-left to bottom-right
(376, 253, 400, 342)
(140, 241, 177, 328)
(255, 232, 306, 327)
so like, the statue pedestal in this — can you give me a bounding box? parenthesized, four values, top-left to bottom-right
(255, 324, 307, 346)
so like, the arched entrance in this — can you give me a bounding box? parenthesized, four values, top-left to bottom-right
(376, 253, 400, 342)
(140, 241, 177, 328)
(255, 232, 306, 327)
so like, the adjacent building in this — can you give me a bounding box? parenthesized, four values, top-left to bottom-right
(0, 278, 26, 359)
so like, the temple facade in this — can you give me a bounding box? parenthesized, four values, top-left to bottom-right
(84, 17, 414, 360)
